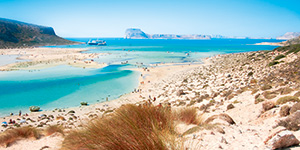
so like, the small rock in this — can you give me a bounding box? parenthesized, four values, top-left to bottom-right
(227, 104, 235, 110)
(279, 105, 290, 117)
(176, 90, 185, 96)
(264, 129, 300, 150)
(262, 101, 275, 112)
(68, 110, 75, 114)
(289, 102, 300, 114)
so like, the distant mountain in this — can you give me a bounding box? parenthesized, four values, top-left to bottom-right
(125, 28, 211, 39)
(0, 18, 77, 48)
(276, 32, 300, 40)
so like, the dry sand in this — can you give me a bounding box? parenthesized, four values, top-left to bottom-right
(0, 47, 107, 71)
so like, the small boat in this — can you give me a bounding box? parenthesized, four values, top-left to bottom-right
(87, 39, 107, 46)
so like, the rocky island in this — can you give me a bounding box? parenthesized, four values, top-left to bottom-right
(125, 28, 211, 39)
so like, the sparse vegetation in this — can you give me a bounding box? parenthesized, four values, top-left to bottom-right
(175, 107, 202, 125)
(0, 126, 40, 147)
(276, 96, 300, 105)
(268, 61, 280, 67)
(263, 91, 278, 99)
(44, 125, 64, 136)
(274, 54, 286, 61)
(62, 104, 178, 150)
(255, 98, 264, 104)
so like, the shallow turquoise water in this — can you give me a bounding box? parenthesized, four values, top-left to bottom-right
(0, 38, 283, 116)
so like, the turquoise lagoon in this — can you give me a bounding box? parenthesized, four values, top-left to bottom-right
(0, 38, 283, 116)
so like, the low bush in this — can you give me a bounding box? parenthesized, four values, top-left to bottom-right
(255, 98, 265, 104)
(263, 91, 278, 99)
(276, 96, 300, 105)
(268, 61, 280, 67)
(274, 54, 286, 61)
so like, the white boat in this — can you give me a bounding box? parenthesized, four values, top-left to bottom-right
(87, 39, 107, 46)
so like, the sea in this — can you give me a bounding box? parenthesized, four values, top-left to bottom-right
(0, 38, 283, 116)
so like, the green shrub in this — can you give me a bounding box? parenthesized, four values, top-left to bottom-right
(255, 98, 264, 104)
(274, 54, 286, 60)
(268, 61, 280, 66)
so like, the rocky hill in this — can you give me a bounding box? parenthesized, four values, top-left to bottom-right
(285, 36, 300, 45)
(125, 28, 211, 39)
(0, 18, 77, 48)
(277, 32, 300, 40)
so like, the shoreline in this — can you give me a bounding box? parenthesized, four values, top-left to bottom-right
(252, 41, 286, 46)
(0, 47, 108, 71)
(0, 61, 206, 130)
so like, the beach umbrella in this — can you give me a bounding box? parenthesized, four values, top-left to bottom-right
(1, 122, 8, 126)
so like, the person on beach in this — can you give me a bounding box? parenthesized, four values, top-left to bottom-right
(19, 110, 21, 116)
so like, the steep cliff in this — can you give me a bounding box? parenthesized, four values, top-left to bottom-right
(0, 18, 77, 48)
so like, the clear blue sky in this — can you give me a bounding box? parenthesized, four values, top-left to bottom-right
(0, 0, 299, 38)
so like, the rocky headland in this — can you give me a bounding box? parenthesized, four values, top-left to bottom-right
(0, 18, 78, 49)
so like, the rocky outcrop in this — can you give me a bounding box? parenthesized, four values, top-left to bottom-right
(0, 18, 77, 48)
(125, 28, 150, 39)
(277, 32, 300, 40)
(264, 129, 300, 150)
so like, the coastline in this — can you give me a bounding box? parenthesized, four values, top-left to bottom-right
(253, 41, 286, 46)
(0, 61, 206, 129)
(1, 45, 300, 149)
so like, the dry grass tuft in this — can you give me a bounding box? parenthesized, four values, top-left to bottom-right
(62, 104, 178, 150)
(44, 125, 64, 136)
(175, 107, 202, 125)
(276, 96, 300, 105)
(263, 91, 278, 99)
(0, 126, 40, 147)
(204, 113, 235, 125)
(255, 98, 265, 104)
